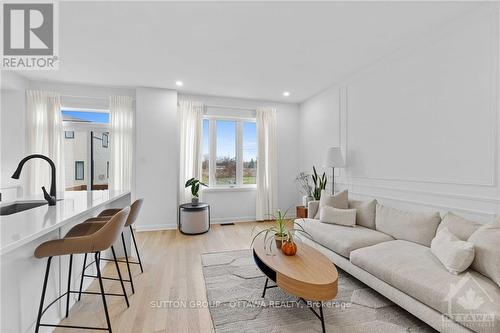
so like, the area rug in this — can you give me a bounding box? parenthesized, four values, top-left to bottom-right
(201, 249, 436, 333)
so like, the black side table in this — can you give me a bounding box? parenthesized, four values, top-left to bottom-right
(178, 203, 211, 235)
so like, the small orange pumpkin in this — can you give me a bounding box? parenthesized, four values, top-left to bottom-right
(282, 241, 297, 256)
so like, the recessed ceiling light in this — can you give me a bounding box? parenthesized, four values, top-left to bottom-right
(176, 81, 183, 87)
(283, 91, 290, 97)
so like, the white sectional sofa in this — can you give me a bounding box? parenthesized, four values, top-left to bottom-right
(296, 200, 499, 333)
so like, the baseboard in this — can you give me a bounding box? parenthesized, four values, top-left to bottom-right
(134, 223, 177, 232)
(211, 216, 256, 223)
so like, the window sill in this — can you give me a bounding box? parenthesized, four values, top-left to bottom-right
(203, 186, 256, 193)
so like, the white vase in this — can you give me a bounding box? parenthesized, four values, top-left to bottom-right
(302, 195, 313, 207)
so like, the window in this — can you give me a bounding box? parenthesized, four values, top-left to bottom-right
(202, 117, 257, 187)
(75, 161, 84, 180)
(216, 120, 236, 185)
(62, 108, 110, 191)
(242, 122, 257, 184)
(202, 119, 209, 184)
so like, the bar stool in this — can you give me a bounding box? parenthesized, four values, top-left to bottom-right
(79, 199, 144, 295)
(34, 207, 130, 333)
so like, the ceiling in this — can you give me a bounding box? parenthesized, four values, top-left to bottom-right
(18, 1, 480, 103)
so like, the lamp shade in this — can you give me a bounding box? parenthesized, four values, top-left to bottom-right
(324, 147, 345, 168)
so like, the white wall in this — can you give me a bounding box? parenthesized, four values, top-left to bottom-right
(299, 4, 500, 222)
(135, 87, 178, 230)
(182, 94, 301, 223)
(1, 72, 29, 201)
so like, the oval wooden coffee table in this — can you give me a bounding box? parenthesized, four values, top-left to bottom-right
(253, 236, 338, 332)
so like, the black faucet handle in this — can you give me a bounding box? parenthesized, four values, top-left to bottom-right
(42, 186, 57, 206)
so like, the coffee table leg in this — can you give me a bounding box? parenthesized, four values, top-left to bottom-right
(262, 278, 268, 298)
(319, 302, 325, 333)
(299, 298, 326, 333)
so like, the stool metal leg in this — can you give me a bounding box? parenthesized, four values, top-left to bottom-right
(95, 252, 112, 333)
(65, 254, 73, 318)
(111, 245, 129, 307)
(130, 226, 144, 273)
(35, 256, 52, 333)
(78, 253, 87, 301)
(121, 232, 135, 294)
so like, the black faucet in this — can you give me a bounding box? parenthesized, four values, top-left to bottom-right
(11, 154, 57, 206)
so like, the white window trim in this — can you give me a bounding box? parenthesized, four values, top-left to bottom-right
(203, 116, 257, 190)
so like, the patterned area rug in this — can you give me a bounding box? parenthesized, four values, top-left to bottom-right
(201, 249, 436, 333)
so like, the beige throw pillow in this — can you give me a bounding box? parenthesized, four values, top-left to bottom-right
(319, 206, 357, 227)
(431, 228, 475, 274)
(375, 204, 441, 247)
(348, 199, 377, 229)
(437, 212, 482, 241)
(314, 190, 348, 219)
(467, 222, 500, 287)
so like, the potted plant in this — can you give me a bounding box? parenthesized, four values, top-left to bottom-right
(295, 172, 313, 206)
(251, 209, 312, 252)
(185, 177, 208, 205)
(311, 166, 327, 200)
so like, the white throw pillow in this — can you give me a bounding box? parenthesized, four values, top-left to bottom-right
(319, 206, 356, 227)
(431, 228, 475, 275)
(348, 199, 377, 229)
(467, 222, 500, 287)
(437, 212, 482, 241)
(314, 189, 348, 219)
(375, 204, 441, 247)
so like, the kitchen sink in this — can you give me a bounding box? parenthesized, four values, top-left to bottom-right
(0, 201, 48, 216)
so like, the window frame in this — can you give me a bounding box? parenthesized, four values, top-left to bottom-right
(203, 115, 257, 190)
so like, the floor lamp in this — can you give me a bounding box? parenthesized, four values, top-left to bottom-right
(325, 147, 345, 194)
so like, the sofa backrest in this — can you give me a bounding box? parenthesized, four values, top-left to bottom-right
(375, 204, 442, 247)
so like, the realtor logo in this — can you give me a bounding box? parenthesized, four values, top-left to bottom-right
(442, 273, 496, 330)
(1, 2, 58, 69)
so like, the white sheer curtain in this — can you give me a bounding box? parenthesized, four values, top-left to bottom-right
(256, 107, 278, 220)
(178, 99, 204, 204)
(25, 90, 64, 196)
(109, 95, 134, 191)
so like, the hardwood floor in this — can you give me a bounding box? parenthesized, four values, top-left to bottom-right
(54, 221, 273, 333)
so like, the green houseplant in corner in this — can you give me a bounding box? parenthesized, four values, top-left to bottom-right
(185, 177, 208, 205)
(311, 166, 327, 200)
(251, 209, 312, 253)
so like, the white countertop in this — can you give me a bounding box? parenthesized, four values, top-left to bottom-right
(0, 190, 130, 255)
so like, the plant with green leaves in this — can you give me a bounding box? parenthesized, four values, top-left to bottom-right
(250, 208, 312, 253)
(311, 166, 327, 200)
(185, 177, 208, 198)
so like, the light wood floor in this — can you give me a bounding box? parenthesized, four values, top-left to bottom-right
(55, 221, 273, 333)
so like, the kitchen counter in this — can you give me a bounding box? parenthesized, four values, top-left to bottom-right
(0, 190, 130, 255)
(1, 190, 131, 333)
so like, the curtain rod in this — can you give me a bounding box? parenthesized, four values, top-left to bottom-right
(61, 94, 136, 101)
(204, 104, 256, 111)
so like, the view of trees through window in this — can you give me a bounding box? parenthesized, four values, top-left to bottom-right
(243, 122, 257, 184)
(202, 118, 257, 186)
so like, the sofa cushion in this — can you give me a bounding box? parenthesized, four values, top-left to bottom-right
(319, 206, 356, 227)
(468, 222, 500, 287)
(351, 240, 500, 332)
(348, 199, 377, 229)
(438, 212, 483, 241)
(296, 218, 393, 258)
(431, 227, 475, 274)
(375, 204, 441, 247)
(314, 190, 348, 219)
